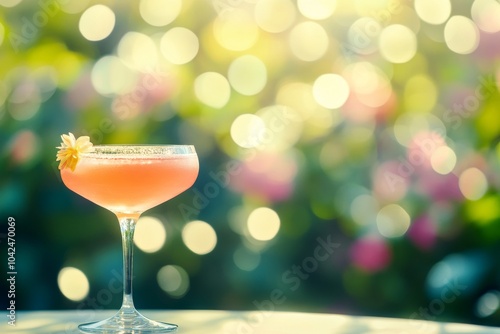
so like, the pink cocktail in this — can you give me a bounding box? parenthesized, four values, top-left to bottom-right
(60, 145, 199, 333)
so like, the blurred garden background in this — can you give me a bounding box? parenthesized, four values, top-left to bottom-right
(1, 0, 500, 328)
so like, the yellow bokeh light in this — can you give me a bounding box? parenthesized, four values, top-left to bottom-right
(79, 5, 115, 41)
(194, 72, 231, 108)
(247, 207, 280, 241)
(228, 55, 267, 96)
(182, 220, 217, 255)
(444, 16, 480, 55)
(465, 195, 500, 224)
(57, 267, 89, 302)
(459, 167, 488, 201)
(91, 56, 137, 96)
(160, 27, 199, 65)
(431, 146, 457, 175)
(297, 0, 337, 20)
(230, 113, 266, 149)
(213, 8, 259, 51)
(0, 22, 4, 47)
(157, 265, 189, 298)
(430, 146, 457, 175)
(376, 204, 411, 238)
(472, 0, 500, 33)
(254, 0, 296, 33)
(404, 74, 438, 113)
(379, 24, 417, 64)
(140, 0, 182, 27)
(414, 0, 451, 25)
(118, 32, 159, 71)
(60, 0, 91, 14)
(134, 216, 166, 253)
(0, 0, 21, 7)
(289, 21, 329, 62)
(393, 113, 446, 147)
(350, 194, 378, 226)
(313, 74, 350, 109)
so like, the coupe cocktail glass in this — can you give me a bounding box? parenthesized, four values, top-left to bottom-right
(60, 145, 199, 333)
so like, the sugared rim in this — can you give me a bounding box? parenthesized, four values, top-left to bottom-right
(79, 145, 197, 157)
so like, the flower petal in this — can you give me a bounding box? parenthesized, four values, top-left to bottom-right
(56, 132, 93, 171)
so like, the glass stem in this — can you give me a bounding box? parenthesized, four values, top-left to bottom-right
(119, 216, 139, 314)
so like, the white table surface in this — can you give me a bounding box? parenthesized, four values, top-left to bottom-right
(1, 309, 499, 333)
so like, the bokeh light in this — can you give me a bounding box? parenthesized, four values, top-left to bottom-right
(289, 21, 329, 61)
(247, 207, 280, 241)
(157, 265, 189, 298)
(230, 114, 266, 149)
(118, 32, 159, 71)
(213, 8, 259, 51)
(233, 246, 261, 271)
(430, 146, 457, 175)
(0, 22, 4, 47)
(350, 194, 378, 227)
(254, 0, 296, 33)
(372, 161, 410, 202)
(79, 5, 115, 41)
(297, 0, 337, 20)
(8, 77, 41, 121)
(182, 220, 217, 255)
(194, 72, 231, 108)
(347, 18, 381, 56)
(459, 167, 488, 200)
(471, 0, 500, 33)
(350, 237, 391, 272)
(376, 204, 411, 238)
(393, 114, 446, 148)
(0, 0, 21, 7)
(444, 16, 480, 55)
(91, 56, 137, 96)
(414, 0, 451, 25)
(8, 130, 40, 165)
(140, 0, 182, 27)
(160, 27, 199, 65)
(378, 24, 417, 63)
(313, 74, 350, 109)
(134, 216, 167, 253)
(228, 55, 267, 96)
(60, 0, 91, 14)
(57, 267, 89, 302)
(476, 291, 500, 318)
(344, 62, 391, 109)
(231, 151, 298, 201)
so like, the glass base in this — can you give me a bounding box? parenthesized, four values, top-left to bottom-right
(78, 309, 178, 333)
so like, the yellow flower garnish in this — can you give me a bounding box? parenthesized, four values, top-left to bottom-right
(56, 132, 95, 171)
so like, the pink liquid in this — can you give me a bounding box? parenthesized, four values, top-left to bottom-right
(61, 154, 199, 216)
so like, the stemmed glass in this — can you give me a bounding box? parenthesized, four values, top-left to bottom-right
(59, 145, 199, 333)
